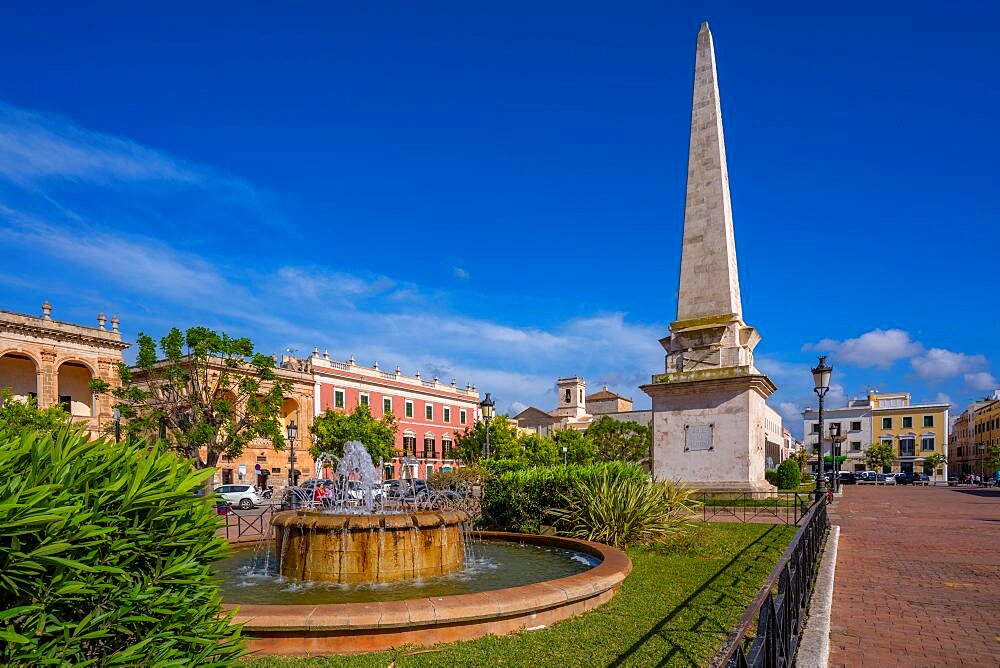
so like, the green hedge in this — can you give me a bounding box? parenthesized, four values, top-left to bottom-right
(479, 461, 646, 533)
(0, 427, 243, 666)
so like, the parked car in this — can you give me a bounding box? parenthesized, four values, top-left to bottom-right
(877, 473, 896, 485)
(837, 472, 857, 485)
(345, 480, 383, 501)
(382, 480, 401, 498)
(895, 472, 928, 485)
(399, 479, 431, 500)
(214, 484, 261, 509)
(856, 471, 878, 483)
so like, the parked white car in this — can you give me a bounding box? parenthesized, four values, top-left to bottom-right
(214, 484, 261, 509)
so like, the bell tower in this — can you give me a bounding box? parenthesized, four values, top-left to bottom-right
(551, 376, 587, 419)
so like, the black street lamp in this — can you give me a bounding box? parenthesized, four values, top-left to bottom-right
(480, 393, 495, 459)
(829, 422, 843, 494)
(977, 441, 984, 486)
(286, 420, 298, 486)
(812, 355, 832, 505)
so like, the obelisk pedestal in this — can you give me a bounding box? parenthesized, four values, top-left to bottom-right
(641, 22, 777, 493)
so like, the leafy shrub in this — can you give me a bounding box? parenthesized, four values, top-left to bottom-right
(764, 468, 779, 486)
(547, 469, 697, 548)
(0, 426, 243, 666)
(479, 462, 646, 533)
(427, 465, 485, 492)
(775, 459, 802, 490)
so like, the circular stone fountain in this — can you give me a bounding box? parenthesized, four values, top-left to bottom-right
(219, 440, 632, 655)
(272, 508, 470, 584)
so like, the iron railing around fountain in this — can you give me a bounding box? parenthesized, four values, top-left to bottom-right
(223, 505, 277, 542)
(708, 499, 830, 668)
(694, 492, 812, 525)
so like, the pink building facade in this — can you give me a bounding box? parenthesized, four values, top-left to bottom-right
(306, 353, 480, 479)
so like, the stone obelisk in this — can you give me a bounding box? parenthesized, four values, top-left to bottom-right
(641, 22, 777, 492)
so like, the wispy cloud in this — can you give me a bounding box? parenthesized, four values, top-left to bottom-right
(962, 371, 997, 393)
(912, 348, 989, 381)
(805, 328, 922, 369)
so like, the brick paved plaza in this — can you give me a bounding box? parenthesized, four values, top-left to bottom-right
(828, 485, 1000, 667)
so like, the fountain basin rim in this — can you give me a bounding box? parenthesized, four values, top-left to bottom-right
(224, 531, 631, 632)
(271, 508, 471, 530)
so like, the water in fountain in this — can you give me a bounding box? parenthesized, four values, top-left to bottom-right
(333, 440, 381, 513)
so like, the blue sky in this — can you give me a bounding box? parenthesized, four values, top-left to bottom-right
(1, 1, 998, 437)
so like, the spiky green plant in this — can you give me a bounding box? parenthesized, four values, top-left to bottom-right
(0, 426, 244, 666)
(547, 469, 698, 548)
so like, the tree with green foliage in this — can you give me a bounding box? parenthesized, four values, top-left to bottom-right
(865, 441, 895, 478)
(453, 415, 521, 463)
(0, 389, 73, 434)
(585, 415, 652, 464)
(0, 425, 244, 665)
(922, 452, 946, 482)
(552, 428, 597, 465)
(774, 458, 802, 490)
(792, 448, 811, 475)
(518, 432, 559, 466)
(985, 443, 1000, 480)
(92, 326, 290, 470)
(310, 403, 397, 463)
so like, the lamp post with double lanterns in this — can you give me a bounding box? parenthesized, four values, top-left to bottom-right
(829, 422, 846, 494)
(286, 420, 298, 487)
(480, 393, 495, 459)
(977, 441, 985, 486)
(812, 355, 832, 505)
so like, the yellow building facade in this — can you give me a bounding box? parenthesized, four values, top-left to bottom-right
(972, 399, 1000, 479)
(870, 391, 949, 477)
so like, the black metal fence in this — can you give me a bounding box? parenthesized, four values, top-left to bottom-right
(221, 505, 276, 542)
(694, 492, 813, 525)
(709, 499, 830, 667)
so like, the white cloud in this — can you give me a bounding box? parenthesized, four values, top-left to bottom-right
(962, 372, 997, 392)
(933, 392, 953, 407)
(806, 328, 922, 368)
(508, 401, 529, 416)
(912, 348, 989, 381)
(452, 266, 470, 281)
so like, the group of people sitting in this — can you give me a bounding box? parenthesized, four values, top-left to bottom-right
(312, 483, 336, 507)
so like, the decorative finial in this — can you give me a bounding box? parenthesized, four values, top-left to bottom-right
(323, 349, 329, 359)
(348, 355, 355, 365)
(700, 20, 710, 33)
(415, 371, 421, 379)
(451, 378, 456, 387)
(395, 365, 401, 375)
(42, 300, 52, 320)
(373, 361, 379, 370)
(433, 375, 439, 383)
(97, 313, 107, 330)
(313, 346, 319, 356)
(111, 315, 119, 332)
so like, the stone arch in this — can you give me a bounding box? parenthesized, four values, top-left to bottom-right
(282, 397, 300, 429)
(56, 360, 94, 417)
(0, 352, 40, 402)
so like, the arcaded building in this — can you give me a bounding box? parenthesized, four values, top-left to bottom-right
(0, 302, 129, 438)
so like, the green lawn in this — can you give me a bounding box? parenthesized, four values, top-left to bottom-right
(242, 522, 796, 668)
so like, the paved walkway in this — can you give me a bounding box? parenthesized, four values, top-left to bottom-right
(828, 485, 1000, 667)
